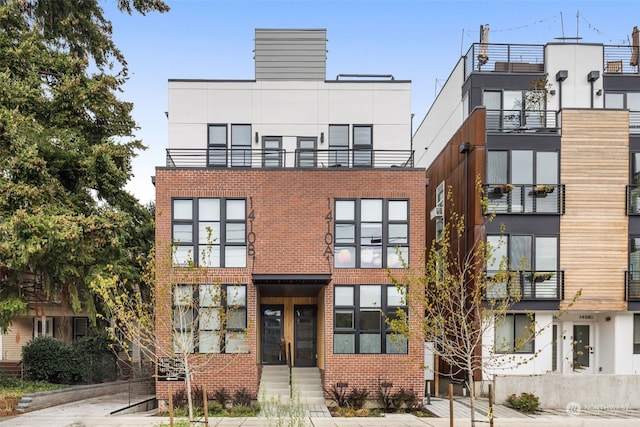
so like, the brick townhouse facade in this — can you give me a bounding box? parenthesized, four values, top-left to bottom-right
(154, 29, 426, 404)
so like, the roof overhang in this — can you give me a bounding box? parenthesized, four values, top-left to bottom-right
(253, 274, 331, 297)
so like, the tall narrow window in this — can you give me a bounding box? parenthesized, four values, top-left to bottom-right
(231, 124, 251, 167)
(360, 199, 383, 268)
(198, 284, 222, 353)
(297, 137, 317, 167)
(225, 285, 248, 352)
(329, 125, 348, 167)
(172, 199, 194, 267)
(630, 238, 640, 299)
(634, 314, 640, 354)
(34, 318, 53, 338)
(73, 318, 89, 340)
(225, 200, 247, 267)
(173, 284, 194, 353)
(484, 90, 502, 129)
(262, 137, 282, 167)
(353, 125, 372, 167)
(208, 125, 227, 166)
(630, 154, 640, 214)
(435, 182, 445, 241)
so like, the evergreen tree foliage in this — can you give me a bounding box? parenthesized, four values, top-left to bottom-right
(0, 1, 165, 330)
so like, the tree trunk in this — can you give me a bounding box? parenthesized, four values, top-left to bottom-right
(467, 362, 476, 427)
(183, 354, 194, 421)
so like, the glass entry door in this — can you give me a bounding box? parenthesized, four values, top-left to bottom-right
(261, 305, 285, 364)
(573, 324, 592, 373)
(294, 305, 317, 367)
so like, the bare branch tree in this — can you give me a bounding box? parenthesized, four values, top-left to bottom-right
(92, 241, 249, 421)
(389, 185, 579, 426)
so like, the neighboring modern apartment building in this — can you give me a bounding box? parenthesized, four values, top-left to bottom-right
(413, 35, 640, 382)
(154, 29, 425, 404)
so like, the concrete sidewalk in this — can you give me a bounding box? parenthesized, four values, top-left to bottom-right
(1, 392, 640, 427)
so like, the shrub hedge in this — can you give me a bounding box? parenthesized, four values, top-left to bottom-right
(22, 333, 116, 384)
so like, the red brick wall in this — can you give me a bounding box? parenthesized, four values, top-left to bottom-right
(154, 168, 426, 400)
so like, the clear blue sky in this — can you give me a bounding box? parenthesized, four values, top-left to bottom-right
(102, 0, 640, 204)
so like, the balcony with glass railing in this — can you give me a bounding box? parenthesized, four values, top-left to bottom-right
(484, 184, 565, 214)
(165, 148, 415, 169)
(486, 270, 564, 302)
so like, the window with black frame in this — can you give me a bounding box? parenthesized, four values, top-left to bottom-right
(486, 234, 558, 300)
(231, 124, 251, 167)
(172, 283, 247, 354)
(172, 198, 246, 268)
(207, 124, 227, 166)
(262, 136, 282, 167)
(494, 313, 534, 354)
(333, 285, 407, 354)
(353, 125, 372, 167)
(328, 124, 348, 167)
(629, 238, 640, 299)
(334, 199, 408, 269)
(634, 314, 640, 354)
(486, 150, 559, 214)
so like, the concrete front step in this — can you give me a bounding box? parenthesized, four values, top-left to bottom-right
(259, 366, 326, 406)
(291, 367, 325, 405)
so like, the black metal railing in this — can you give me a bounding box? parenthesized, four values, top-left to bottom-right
(603, 45, 640, 75)
(165, 148, 415, 169)
(486, 270, 564, 301)
(627, 185, 640, 215)
(484, 184, 565, 214)
(631, 111, 640, 135)
(464, 43, 545, 78)
(626, 271, 640, 301)
(464, 43, 639, 79)
(485, 109, 559, 133)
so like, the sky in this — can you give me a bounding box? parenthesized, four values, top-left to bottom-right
(102, 0, 640, 204)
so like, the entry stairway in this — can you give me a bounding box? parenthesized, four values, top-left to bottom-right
(258, 366, 328, 413)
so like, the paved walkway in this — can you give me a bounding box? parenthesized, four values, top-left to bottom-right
(425, 397, 529, 420)
(1, 392, 640, 427)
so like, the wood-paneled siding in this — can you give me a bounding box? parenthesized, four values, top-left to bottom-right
(560, 109, 629, 311)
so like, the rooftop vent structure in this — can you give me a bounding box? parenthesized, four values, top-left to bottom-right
(254, 28, 327, 81)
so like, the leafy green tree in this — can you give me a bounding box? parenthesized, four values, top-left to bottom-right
(0, 1, 163, 330)
(13, 0, 169, 72)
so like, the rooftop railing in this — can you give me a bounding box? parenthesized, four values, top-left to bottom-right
(464, 43, 640, 79)
(165, 148, 415, 169)
(464, 43, 545, 79)
(603, 45, 640, 74)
